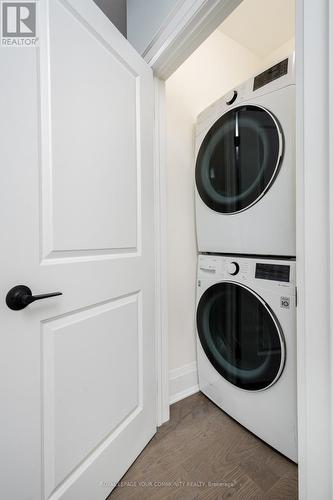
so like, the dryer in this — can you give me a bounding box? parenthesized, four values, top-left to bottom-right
(195, 54, 295, 256)
(196, 254, 297, 462)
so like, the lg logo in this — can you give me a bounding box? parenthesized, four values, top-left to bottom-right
(1, 1, 37, 45)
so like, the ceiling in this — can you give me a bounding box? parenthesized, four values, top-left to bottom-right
(218, 0, 295, 58)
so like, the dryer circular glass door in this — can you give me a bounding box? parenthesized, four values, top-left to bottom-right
(196, 282, 285, 391)
(195, 105, 283, 214)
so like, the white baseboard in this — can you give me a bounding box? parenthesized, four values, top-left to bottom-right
(169, 361, 199, 405)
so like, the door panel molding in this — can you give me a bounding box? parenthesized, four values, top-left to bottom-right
(38, 0, 143, 264)
(42, 292, 143, 498)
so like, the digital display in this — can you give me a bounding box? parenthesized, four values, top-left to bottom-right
(255, 263, 290, 283)
(253, 58, 288, 91)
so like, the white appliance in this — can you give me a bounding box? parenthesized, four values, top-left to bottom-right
(195, 54, 295, 256)
(196, 254, 297, 462)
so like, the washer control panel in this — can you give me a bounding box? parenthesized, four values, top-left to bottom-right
(198, 255, 295, 288)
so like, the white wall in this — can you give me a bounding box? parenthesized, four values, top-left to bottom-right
(127, 0, 179, 54)
(166, 29, 295, 402)
(261, 37, 295, 67)
(219, 0, 295, 58)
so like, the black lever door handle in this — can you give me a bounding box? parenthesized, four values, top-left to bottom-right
(6, 285, 62, 310)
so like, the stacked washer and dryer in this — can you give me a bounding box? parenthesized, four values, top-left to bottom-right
(194, 54, 297, 462)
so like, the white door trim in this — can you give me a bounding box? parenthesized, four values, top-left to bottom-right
(154, 77, 170, 425)
(296, 0, 333, 497)
(152, 0, 333, 498)
(145, 0, 242, 80)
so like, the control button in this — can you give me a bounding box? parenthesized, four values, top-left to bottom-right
(226, 90, 238, 105)
(227, 262, 240, 276)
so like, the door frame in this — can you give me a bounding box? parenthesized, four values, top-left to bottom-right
(149, 0, 333, 497)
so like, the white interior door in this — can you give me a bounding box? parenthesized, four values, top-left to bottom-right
(0, 1, 156, 499)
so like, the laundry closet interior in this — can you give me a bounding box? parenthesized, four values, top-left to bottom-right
(164, 0, 297, 463)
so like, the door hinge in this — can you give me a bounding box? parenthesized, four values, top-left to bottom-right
(295, 286, 297, 308)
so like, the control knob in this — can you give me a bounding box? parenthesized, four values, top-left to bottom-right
(227, 262, 240, 276)
(226, 90, 238, 105)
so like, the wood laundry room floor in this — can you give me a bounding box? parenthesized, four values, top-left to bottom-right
(109, 392, 298, 499)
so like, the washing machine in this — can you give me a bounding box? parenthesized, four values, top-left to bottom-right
(196, 254, 297, 462)
(195, 54, 295, 256)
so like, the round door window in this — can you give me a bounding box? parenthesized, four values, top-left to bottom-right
(197, 282, 285, 391)
(195, 105, 283, 214)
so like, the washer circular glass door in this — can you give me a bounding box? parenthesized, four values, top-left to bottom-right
(197, 282, 285, 391)
(195, 105, 283, 213)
